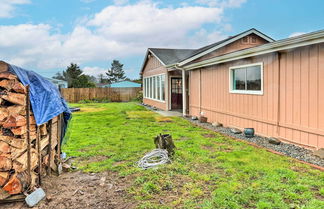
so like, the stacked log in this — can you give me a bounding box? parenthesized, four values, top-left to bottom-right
(0, 63, 62, 200)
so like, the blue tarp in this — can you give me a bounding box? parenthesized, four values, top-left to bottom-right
(8, 64, 71, 136)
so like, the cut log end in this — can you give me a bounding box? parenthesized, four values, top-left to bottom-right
(3, 174, 22, 195)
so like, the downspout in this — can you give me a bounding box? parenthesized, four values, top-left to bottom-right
(175, 64, 187, 116)
(276, 52, 281, 137)
(199, 69, 201, 115)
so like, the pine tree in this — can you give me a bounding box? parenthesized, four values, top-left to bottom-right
(52, 63, 95, 88)
(98, 74, 108, 83)
(64, 63, 83, 87)
(106, 60, 127, 84)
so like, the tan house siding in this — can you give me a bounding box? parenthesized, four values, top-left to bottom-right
(278, 43, 324, 148)
(142, 55, 168, 110)
(188, 34, 269, 65)
(189, 43, 324, 149)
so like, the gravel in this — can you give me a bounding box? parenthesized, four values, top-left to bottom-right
(185, 117, 324, 168)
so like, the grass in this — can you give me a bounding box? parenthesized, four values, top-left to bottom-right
(64, 102, 324, 208)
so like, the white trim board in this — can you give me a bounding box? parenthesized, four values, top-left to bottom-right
(228, 62, 264, 95)
(140, 49, 166, 75)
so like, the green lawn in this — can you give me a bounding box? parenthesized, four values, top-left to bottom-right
(64, 102, 324, 209)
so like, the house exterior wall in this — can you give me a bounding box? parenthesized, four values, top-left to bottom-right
(278, 44, 324, 148)
(189, 43, 324, 149)
(142, 55, 168, 110)
(189, 34, 269, 65)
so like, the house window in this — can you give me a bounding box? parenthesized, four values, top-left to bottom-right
(144, 78, 148, 98)
(229, 63, 263, 95)
(143, 74, 166, 102)
(152, 77, 156, 99)
(161, 75, 165, 101)
(149, 77, 153, 98)
(143, 78, 146, 97)
(156, 76, 160, 100)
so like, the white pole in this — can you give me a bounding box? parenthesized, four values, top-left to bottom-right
(182, 69, 186, 116)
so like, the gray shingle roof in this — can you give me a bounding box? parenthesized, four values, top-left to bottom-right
(149, 48, 197, 65)
(142, 28, 274, 72)
(148, 34, 241, 66)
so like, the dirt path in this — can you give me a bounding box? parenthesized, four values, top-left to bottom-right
(1, 171, 136, 209)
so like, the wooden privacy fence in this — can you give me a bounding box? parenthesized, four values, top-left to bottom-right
(60, 87, 142, 103)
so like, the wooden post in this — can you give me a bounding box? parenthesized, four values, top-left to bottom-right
(47, 120, 52, 175)
(57, 114, 61, 160)
(26, 85, 32, 186)
(36, 126, 42, 186)
(56, 114, 62, 176)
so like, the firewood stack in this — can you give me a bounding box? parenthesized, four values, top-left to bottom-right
(0, 63, 62, 200)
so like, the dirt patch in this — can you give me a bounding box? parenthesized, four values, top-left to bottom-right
(217, 146, 233, 152)
(201, 145, 215, 152)
(202, 133, 216, 138)
(290, 166, 310, 173)
(1, 171, 136, 209)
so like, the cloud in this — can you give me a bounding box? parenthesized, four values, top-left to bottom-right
(289, 32, 306, 38)
(0, 0, 31, 18)
(87, 1, 223, 48)
(0, 1, 245, 77)
(196, 0, 247, 8)
(113, 0, 129, 5)
(82, 66, 107, 76)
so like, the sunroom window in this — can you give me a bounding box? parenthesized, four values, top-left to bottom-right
(230, 63, 263, 95)
(143, 74, 166, 102)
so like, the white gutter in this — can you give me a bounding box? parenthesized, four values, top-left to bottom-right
(182, 29, 324, 70)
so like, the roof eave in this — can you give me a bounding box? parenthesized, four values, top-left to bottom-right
(183, 30, 324, 71)
(139, 49, 167, 75)
(177, 29, 274, 67)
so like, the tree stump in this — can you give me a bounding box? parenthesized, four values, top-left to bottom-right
(153, 134, 176, 156)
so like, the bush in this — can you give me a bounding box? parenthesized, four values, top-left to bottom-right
(132, 90, 143, 102)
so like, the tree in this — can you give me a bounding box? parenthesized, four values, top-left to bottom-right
(63, 63, 82, 87)
(71, 75, 96, 88)
(52, 72, 65, 81)
(53, 63, 95, 88)
(106, 60, 127, 84)
(98, 74, 108, 83)
(86, 75, 97, 84)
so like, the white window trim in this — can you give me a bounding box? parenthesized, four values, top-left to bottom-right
(229, 62, 263, 95)
(143, 73, 166, 102)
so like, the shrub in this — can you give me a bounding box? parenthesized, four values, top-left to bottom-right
(132, 90, 143, 102)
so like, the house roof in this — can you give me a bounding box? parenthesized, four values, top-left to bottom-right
(101, 81, 141, 88)
(148, 48, 197, 66)
(177, 28, 274, 66)
(183, 29, 324, 70)
(140, 28, 274, 74)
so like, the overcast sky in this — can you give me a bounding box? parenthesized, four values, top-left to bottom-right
(0, 0, 323, 79)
